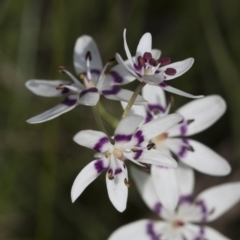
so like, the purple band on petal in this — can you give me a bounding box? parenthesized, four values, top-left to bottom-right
(180, 124, 188, 136)
(94, 160, 106, 173)
(79, 87, 98, 98)
(62, 97, 77, 106)
(179, 195, 193, 205)
(102, 86, 121, 95)
(134, 63, 142, 71)
(82, 69, 101, 76)
(148, 104, 165, 113)
(114, 168, 122, 175)
(159, 81, 167, 88)
(133, 130, 144, 146)
(153, 202, 162, 215)
(145, 111, 153, 124)
(195, 199, 208, 222)
(110, 70, 124, 84)
(194, 226, 205, 240)
(114, 134, 132, 142)
(93, 137, 109, 152)
(178, 138, 190, 158)
(61, 87, 70, 94)
(146, 222, 160, 240)
(133, 150, 143, 160)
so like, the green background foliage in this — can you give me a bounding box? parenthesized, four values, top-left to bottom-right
(0, 0, 240, 239)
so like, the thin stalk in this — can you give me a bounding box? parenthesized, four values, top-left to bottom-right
(98, 102, 119, 128)
(121, 82, 146, 119)
(91, 104, 108, 135)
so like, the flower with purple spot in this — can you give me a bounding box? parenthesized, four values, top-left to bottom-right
(25, 35, 146, 124)
(122, 85, 231, 210)
(108, 166, 240, 240)
(71, 114, 182, 212)
(115, 29, 203, 99)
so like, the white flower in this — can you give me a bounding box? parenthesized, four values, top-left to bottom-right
(26, 35, 146, 124)
(121, 85, 231, 210)
(108, 166, 240, 240)
(71, 114, 182, 212)
(115, 29, 203, 98)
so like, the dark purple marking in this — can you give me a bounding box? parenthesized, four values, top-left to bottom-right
(93, 137, 109, 152)
(165, 68, 176, 76)
(148, 104, 165, 113)
(61, 87, 70, 94)
(153, 202, 162, 215)
(159, 81, 167, 88)
(94, 160, 106, 173)
(102, 86, 121, 95)
(110, 70, 124, 84)
(178, 146, 188, 158)
(196, 199, 208, 222)
(114, 168, 122, 175)
(91, 69, 101, 75)
(180, 124, 188, 136)
(146, 222, 160, 240)
(179, 195, 193, 205)
(133, 149, 143, 160)
(159, 57, 171, 66)
(145, 111, 153, 124)
(62, 97, 77, 106)
(114, 134, 132, 142)
(134, 63, 142, 71)
(149, 58, 157, 67)
(133, 130, 144, 146)
(80, 87, 98, 98)
(138, 56, 146, 67)
(143, 52, 152, 61)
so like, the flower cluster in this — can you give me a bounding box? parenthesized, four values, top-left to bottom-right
(26, 29, 239, 240)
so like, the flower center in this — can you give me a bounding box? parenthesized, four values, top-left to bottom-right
(172, 219, 185, 229)
(113, 148, 124, 160)
(155, 133, 168, 143)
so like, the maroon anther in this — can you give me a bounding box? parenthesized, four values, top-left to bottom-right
(143, 52, 152, 61)
(159, 57, 171, 66)
(85, 51, 92, 61)
(165, 68, 176, 76)
(149, 58, 158, 67)
(138, 56, 146, 67)
(174, 220, 185, 227)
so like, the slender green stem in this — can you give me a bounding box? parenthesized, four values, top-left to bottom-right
(98, 102, 119, 128)
(121, 82, 146, 119)
(91, 104, 108, 134)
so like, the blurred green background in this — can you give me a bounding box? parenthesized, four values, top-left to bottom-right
(1, 0, 240, 239)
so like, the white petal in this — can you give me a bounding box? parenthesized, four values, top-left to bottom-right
(78, 87, 100, 106)
(114, 115, 143, 144)
(115, 53, 139, 80)
(136, 32, 152, 58)
(143, 74, 164, 85)
(130, 166, 161, 213)
(121, 101, 147, 119)
(73, 130, 110, 152)
(160, 82, 203, 99)
(71, 158, 109, 202)
(26, 80, 72, 97)
(160, 58, 194, 81)
(196, 182, 240, 222)
(142, 84, 167, 108)
(176, 163, 195, 198)
(106, 160, 128, 212)
(151, 49, 161, 60)
(108, 219, 157, 240)
(74, 35, 102, 74)
(170, 139, 231, 176)
(103, 88, 146, 105)
(123, 29, 134, 66)
(151, 165, 179, 210)
(26, 95, 78, 124)
(203, 226, 230, 240)
(108, 61, 136, 85)
(128, 149, 177, 168)
(174, 95, 227, 136)
(136, 113, 183, 141)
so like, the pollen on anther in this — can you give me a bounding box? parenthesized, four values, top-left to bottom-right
(79, 73, 85, 80)
(124, 178, 130, 188)
(58, 66, 66, 73)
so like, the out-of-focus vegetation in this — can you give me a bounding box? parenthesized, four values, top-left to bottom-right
(0, 0, 240, 239)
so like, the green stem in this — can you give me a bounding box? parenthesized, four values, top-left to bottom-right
(98, 102, 119, 128)
(91, 104, 108, 134)
(121, 82, 146, 119)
